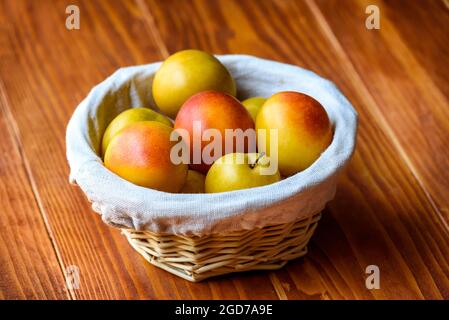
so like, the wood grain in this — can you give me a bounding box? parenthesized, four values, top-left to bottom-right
(0, 90, 67, 299)
(0, 0, 280, 299)
(380, 0, 449, 100)
(144, 0, 449, 299)
(0, 0, 448, 300)
(314, 0, 449, 223)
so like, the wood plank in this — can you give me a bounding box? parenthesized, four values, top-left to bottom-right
(313, 0, 449, 222)
(0, 0, 278, 299)
(0, 90, 67, 299)
(144, 0, 449, 299)
(380, 0, 449, 101)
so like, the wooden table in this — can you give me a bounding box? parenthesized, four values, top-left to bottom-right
(0, 0, 448, 300)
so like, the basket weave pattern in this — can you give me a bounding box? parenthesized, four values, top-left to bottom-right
(122, 212, 321, 282)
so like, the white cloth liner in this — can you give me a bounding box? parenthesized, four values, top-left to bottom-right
(66, 55, 358, 236)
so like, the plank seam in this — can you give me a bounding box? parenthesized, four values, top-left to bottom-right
(269, 273, 288, 300)
(305, 0, 449, 233)
(135, 0, 170, 59)
(0, 79, 74, 300)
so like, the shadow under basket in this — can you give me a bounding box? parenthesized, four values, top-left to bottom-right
(122, 212, 321, 282)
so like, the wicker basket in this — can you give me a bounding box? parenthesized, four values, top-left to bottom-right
(122, 212, 321, 282)
(66, 55, 357, 283)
